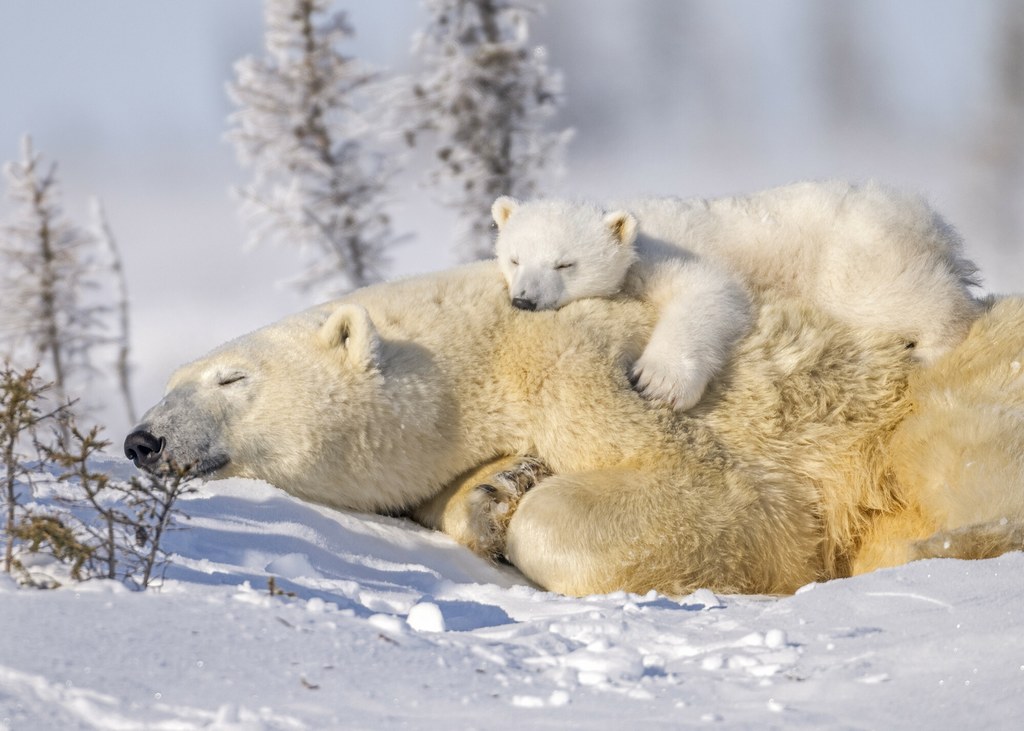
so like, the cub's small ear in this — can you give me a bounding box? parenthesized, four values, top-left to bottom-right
(492, 196, 520, 229)
(318, 304, 381, 370)
(603, 210, 639, 247)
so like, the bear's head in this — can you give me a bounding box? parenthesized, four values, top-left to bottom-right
(123, 303, 420, 511)
(492, 196, 639, 312)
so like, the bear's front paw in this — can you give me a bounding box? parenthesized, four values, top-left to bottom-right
(465, 457, 551, 562)
(630, 353, 708, 412)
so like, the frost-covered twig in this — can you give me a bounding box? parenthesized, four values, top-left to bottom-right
(124, 464, 197, 589)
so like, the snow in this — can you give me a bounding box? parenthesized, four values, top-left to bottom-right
(2, 458, 1022, 729)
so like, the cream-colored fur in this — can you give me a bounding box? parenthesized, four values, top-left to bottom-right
(619, 181, 983, 364)
(853, 297, 1024, 572)
(492, 196, 751, 410)
(131, 263, 1023, 597)
(491, 181, 980, 413)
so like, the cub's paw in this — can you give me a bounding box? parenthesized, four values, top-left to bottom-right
(630, 352, 708, 412)
(465, 457, 551, 562)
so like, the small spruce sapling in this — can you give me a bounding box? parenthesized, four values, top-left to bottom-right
(0, 363, 53, 574)
(1, 363, 195, 588)
(48, 423, 197, 589)
(9, 515, 93, 584)
(44, 424, 130, 582)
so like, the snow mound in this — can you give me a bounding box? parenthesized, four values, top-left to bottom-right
(1, 465, 1022, 729)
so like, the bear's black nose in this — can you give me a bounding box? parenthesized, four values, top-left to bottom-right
(512, 297, 537, 311)
(124, 429, 165, 469)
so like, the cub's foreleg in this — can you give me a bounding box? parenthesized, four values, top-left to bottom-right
(630, 260, 751, 410)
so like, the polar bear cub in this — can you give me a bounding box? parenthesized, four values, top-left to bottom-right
(492, 181, 983, 411)
(492, 196, 752, 410)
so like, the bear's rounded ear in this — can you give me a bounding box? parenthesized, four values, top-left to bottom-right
(492, 196, 520, 229)
(603, 210, 639, 247)
(318, 304, 381, 370)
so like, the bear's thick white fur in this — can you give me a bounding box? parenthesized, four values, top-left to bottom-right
(492, 181, 982, 409)
(131, 261, 1024, 597)
(492, 196, 751, 410)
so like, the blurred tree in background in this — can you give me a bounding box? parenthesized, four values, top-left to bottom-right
(0, 138, 107, 446)
(227, 0, 402, 297)
(403, 0, 571, 261)
(0, 139, 135, 441)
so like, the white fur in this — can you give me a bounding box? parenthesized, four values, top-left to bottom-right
(131, 263, 1024, 597)
(493, 196, 751, 410)
(492, 197, 639, 311)
(492, 182, 982, 410)
(616, 181, 982, 363)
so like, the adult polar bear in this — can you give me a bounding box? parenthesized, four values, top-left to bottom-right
(125, 262, 1024, 597)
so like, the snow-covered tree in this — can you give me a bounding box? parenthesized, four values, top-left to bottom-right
(227, 0, 400, 297)
(0, 138, 108, 446)
(407, 0, 572, 261)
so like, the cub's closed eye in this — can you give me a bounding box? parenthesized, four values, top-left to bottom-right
(510, 257, 519, 266)
(218, 373, 246, 386)
(555, 262, 575, 270)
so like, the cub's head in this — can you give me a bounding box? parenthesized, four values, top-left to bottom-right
(492, 196, 639, 311)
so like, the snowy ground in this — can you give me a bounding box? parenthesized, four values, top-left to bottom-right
(1, 458, 1022, 730)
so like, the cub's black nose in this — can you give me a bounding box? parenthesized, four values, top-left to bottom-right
(512, 297, 537, 311)
(124, 430, 165, 469)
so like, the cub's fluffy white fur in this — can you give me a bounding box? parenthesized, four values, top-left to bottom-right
(493, 181, 982, 409)
(492, 197, 750, 410)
